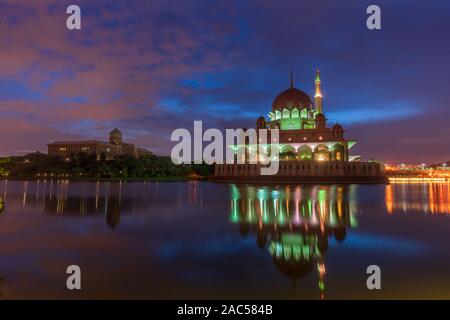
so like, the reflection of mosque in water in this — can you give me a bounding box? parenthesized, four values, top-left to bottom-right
(229, 184, 359, 299)
(386, 182, 450, 215)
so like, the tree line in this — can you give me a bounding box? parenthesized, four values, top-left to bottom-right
(0, 152, 212, 180)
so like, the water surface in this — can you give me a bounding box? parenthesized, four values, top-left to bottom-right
(0, 180, 449, 299)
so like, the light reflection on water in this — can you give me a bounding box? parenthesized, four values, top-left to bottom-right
(386, 182, 450, 214)
(228, 185, 359, 299)
(0, 180, 449, 299)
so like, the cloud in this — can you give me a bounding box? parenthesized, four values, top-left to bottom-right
(0, 0, 449, 162)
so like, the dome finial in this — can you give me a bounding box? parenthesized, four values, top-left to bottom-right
(290, 68, 294, 89)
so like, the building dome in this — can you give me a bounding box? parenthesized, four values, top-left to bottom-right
(332, 123, 343, 131)
(110, 128, 121, 135)
(315, 113, 326, 121)
(315, 112, 326, 128)
(109, 128, 122, 145)
(272, 87, 314, 112)
(256, 116, 266, 129)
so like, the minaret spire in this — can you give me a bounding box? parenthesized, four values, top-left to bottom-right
(290, 68, 294, 89)
(315, 69, 323, 113)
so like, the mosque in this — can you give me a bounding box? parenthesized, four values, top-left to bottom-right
(214, 69, 386, 183)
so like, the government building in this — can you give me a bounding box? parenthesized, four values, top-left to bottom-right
(214, 70, 386, 183)
(48, 128, 151, 160)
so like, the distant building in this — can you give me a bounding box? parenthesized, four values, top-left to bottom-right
(47, 128, 152, 160)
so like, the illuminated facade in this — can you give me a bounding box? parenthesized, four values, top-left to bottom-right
(47, 128, 151, 160)
(214, 70, 386, 183)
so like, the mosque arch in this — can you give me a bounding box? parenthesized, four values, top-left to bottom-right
(300, 108, 308, 118)
(314, 144, 330, 161)
(297, 145, 313, 160)
(266, 145, 281, 160)
(291, 108, 299, 118)
(283, 109, 290, 119)
(275, 110, 281, 120)
(332, 143, 345, 161)
(280, 145, 296, 160)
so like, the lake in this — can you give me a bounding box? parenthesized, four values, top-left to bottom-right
(0, 180, 449, 299)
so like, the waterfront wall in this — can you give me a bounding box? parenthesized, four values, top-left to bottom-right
(213, 161, 386, 183)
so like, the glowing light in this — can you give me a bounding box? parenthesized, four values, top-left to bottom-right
(317, 263, 326, 275)
(389, 177, 448, 183)
(347, 140, 357, 149)
(385, 184, 393, 214)
(318, 281, 325, 290)
(385, 181, 450, 215)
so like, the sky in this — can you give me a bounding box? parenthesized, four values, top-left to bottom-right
(0, 0, 449, 164)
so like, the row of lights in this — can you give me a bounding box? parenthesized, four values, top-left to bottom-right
(258, 136, 324, 143)
(385, 163, 449, 170)
(36, 173, 83, 177)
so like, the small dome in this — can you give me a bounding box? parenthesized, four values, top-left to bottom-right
(332, 123, 343, 131)
(256, 116, 266, 129)
(316, 113, 325, 121)
(110, 128, 122, 135)
(109, 128, 123, 145)
(272, 87, 314, 112)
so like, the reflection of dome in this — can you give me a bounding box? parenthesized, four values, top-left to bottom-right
(109, 128, 122, 145)
(239, 223, 250, 237)
(0, 198, 4, 214)
(334, 228, 347, 243)
(272, 88, 314, 112)
(273, 257, 314, 278)
(256, 232, 267, 249)
(268, 233, 317, 279)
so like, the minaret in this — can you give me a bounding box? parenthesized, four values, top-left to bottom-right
(290, 68, 294, 89)
(315, 69, 322, 113)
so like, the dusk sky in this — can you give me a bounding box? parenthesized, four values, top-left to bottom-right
(0, 0, 449, 163)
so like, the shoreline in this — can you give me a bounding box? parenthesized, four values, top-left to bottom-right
(1, 175, 447, 184)
(0, 176, 205, 182)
